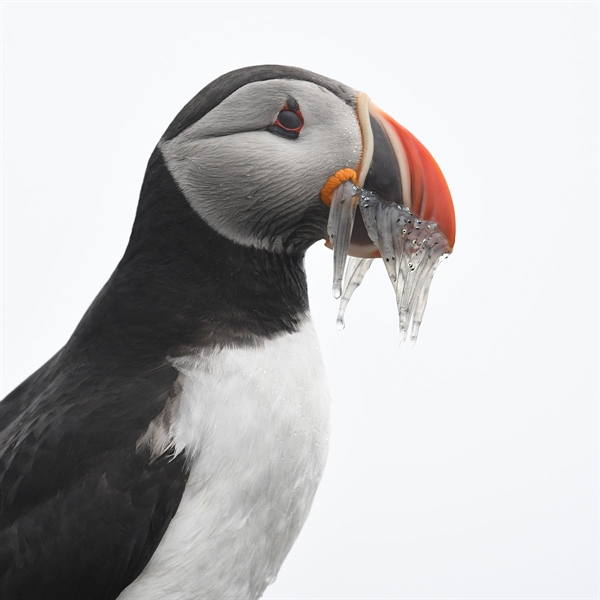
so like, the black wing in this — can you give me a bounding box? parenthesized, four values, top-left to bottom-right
(0, 350, 188, 600)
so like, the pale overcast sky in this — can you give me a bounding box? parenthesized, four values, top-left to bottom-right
(2, 2, 598, 598)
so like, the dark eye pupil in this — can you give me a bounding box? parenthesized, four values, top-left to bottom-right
(277, 110, 302, 130)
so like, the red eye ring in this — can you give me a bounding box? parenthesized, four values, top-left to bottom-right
(268, 97, 304, 139)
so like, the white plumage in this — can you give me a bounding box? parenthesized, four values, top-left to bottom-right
(119, 321, 330, 599)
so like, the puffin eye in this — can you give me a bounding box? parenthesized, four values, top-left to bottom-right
(277, 110, 303, 130)
(267, 97, 304, 140)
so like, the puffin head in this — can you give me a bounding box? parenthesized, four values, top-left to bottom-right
(155, 65, 456, 340)
(159, 65, 454, 253)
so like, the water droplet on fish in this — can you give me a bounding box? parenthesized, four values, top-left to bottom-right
(328, 181, 451, 343)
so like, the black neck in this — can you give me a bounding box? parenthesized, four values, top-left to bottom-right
(68, 149, 309, 368)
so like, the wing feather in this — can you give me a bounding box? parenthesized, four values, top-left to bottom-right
(0, 352, 188, 600)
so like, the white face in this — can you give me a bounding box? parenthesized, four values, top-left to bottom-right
(159, 79, 363, 252)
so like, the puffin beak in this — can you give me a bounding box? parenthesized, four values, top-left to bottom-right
(347, 95, 456, 257)
(323, 93, 456, 341)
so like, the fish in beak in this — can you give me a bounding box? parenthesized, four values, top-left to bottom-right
(322, 94, 456, 343)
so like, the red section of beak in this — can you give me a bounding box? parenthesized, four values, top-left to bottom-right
(373, 108, 456, 249)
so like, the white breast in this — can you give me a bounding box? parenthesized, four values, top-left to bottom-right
(118, 320, 331, 600)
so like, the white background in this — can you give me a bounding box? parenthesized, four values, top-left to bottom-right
(1, 2, 598, 598)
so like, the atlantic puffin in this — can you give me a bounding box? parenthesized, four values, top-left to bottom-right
(0, 65, 455, 599)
